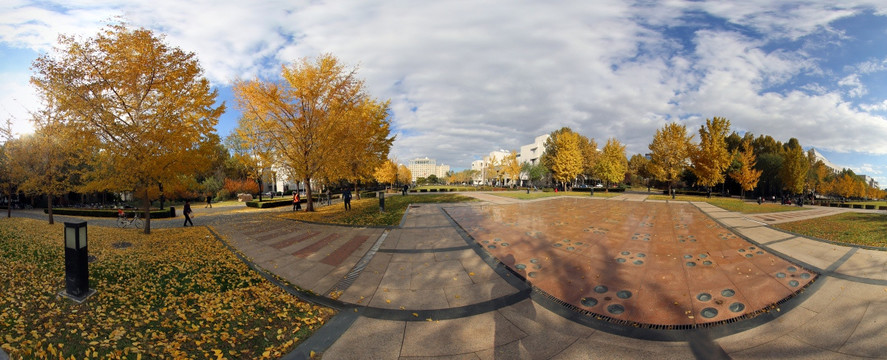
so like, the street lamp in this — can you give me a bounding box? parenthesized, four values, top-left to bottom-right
(62, 221, 95, 302)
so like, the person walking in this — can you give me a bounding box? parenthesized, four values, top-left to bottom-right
(293, 192, 301, 211)
(326, 188, 332, 206)
(343, 189, 352, 210)
(183, 200, 194, 227)
(205, 194, 212, 208)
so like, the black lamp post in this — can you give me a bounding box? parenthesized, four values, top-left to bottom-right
(379, 191, 385, 212)
(62, 221, 95, 302)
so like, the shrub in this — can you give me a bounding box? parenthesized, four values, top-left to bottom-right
(45, 208, 174, 218)
(245, 199, 292, 208)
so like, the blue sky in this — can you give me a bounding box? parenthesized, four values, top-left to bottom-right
(2, 1, 887, 187)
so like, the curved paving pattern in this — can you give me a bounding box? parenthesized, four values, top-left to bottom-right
(444, 198, 816, 327)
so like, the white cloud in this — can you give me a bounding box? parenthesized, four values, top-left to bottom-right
(2, 0, 887, 169)
(838, 74, 867, 98)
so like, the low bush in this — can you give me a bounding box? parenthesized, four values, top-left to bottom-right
(245, 199, 292, 208)
(45, 208, 174, 218)
(865, 204, 876, 210)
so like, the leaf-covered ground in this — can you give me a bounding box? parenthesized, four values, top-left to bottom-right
(280, 193, 477, 226)
(0, 217, 333, 359)
(647, 195, 810, 214)
(492, 190, 622, 200)
(773, 212, 887, 247)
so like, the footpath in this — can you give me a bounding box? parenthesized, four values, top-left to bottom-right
(5, 195, 886, 359)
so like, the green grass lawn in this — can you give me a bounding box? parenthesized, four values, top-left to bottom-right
(774, 212, 887, 247)
(647, 195, 811, 214)
(492, 190, 622, 200)
(280, 193, 478, 226)
(0, 218, 333, 359)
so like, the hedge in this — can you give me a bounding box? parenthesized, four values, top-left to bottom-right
(246, 199, 293, 208)
(864, 204, 876, 210)
(44, 208, 175, 219)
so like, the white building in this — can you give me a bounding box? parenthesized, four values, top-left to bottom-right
(472, 149, 512, 185)
(407, 157, 450, 183)
(517, 134, 549, 166)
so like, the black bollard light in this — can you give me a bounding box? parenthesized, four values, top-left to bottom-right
(379, 191, 385, 212)
(62, 221, 95, 302)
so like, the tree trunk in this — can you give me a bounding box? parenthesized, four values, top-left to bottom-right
(47, 195, 54, 225)
(143, 188, 151, 234)
(354, 181, 360, 200)
(305, 177, 314, 211)
(159, 183, 165, 210)
(258, 178, 263, 202)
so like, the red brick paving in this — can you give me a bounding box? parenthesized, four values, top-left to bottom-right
(293, 233, 341, 258)
(271, 231, 321, 249)
(321, 235, 370, 266)
(445, 198, 816, 326)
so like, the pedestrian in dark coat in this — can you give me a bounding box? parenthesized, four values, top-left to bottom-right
(183, 200, 194, 227)
(343, 189, 352, 210)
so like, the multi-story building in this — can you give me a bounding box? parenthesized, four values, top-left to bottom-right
(516, 134, 549, 166)
(407, 157, 450, 183)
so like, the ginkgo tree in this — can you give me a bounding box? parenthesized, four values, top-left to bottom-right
(691, 117, 732, 196)
(542, 127, 583, 190)
(234, 54, 393, 211)
(374, 158, 398, 188)
(648, 122, 693, 194)
(230, 115, 277, 202)
(729, 138, 762, 199)
(0, 119, 18, 218)
(31, 23, 223, 234)
(595, 138, 628, 190)
(502, 150, 522, 187)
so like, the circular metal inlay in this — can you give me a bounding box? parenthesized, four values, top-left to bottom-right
(683, 254, 693, 259)
(686, 262, 696, 267)
(594, 285, 608, 293)
(637, 253, 646, 258)
(533, 264, 542, 270)
(500, 243, 509, 247)
(699, 254, 708, 258)
(703, 260, 713, 265)
(607, 304, 625, 315)
(567, 246, 575, 251)
(787, 266, 797, 273)
(575, 242, 583, 245)
(721, 289, 736, 297)
(633, 260, 644, 265)
(701, 308, 718, 318)
(564, 239, 571, 243)
(621, 251, 631, 255)
(789, 280, 800, 287)
(494, 238, 501, 242)
(697, 293, 712, 302)
(616, 258, 626, 263)
(745, 254, 753, 258)
(553, 243, 562, 247)
(776, 272, 786, 278)
(617, 290, 632, 299)
(729, 302, 745, 312)
(530, 258, 538, 264)
(528, 272, 538, 278)
(482, 240, 489, 244)
(756, 251, 764, 255)
(800, 273, 811, 279)
(515, 264, 527, 270)
(488, 245, 497, 249)
(749, 246, 756, 250)
(738, 249, 746, 253)
(580, 297, 598, 307)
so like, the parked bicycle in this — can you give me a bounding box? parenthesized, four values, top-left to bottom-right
(117, 209, 143, 229)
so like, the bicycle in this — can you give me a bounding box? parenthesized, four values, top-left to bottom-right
(117, 210, 143, 229)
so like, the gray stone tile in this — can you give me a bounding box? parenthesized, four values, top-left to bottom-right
(411, 260, 473, 290)
(729, 335, 856, 360)
(716, 305, 817, 353)
(368, 288, 450, 310)
(552, 335, 694, 360)
(496, 299, 595, 339)
(840, 300, 887, 358)
(787, 291, 870, 351)
(400, 312, 527, 356)
(475, 331, 578, 360)
(443, 281, 519, 308)
(322, 317, 405, 360)
(379, 262, 414, 290)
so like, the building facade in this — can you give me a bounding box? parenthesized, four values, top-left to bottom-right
(407, 157, 450, 183)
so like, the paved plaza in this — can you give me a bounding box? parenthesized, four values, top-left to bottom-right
(4, 193, 886, 359)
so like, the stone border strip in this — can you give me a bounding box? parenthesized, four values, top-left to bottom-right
(326, 230, 391, 296)
(376, 245, 473, 253)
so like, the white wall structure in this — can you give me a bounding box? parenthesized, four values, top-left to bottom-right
(517, 134, 550, 166)
(408, 157, 451, 183)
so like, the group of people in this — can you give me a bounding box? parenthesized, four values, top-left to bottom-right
(292, 188, 352, 211)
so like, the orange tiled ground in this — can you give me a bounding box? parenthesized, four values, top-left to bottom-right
(445, 198, 816, 326)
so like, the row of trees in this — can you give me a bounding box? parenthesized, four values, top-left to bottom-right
(0, 23, 395, 233)
(443, 117, 883, 202)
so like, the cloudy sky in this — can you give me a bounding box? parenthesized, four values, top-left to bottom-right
(2, 1, 887, 186)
